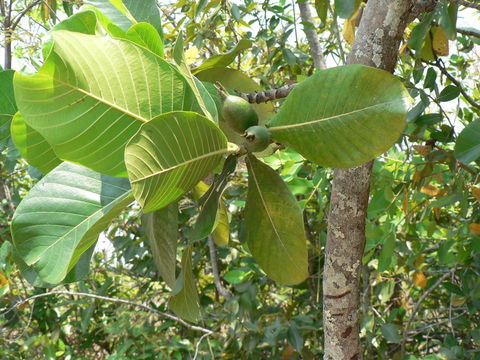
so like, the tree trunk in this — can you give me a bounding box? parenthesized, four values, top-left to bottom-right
(322, 1, 424, 359)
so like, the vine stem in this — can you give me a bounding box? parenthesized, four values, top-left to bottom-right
(1, 290, 213, 335)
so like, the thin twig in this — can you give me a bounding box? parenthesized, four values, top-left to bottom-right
(1, 290, 213, 335)
(207, 236, 232, 299)
(328, 2, 346, 64)
(429, 58, 480, 110)
(400, 267, 456, 358)
(193, 332, 211, 360)
(11, 0, 42, 30)
(297, 0, 327, 69)
(449, 0, 480, 10)
(404, 133, 478, 176)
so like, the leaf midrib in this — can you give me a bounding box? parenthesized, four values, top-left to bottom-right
(269, 100, 401, 131)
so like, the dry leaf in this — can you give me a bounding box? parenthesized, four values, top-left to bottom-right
(451, 297, 466, 307)
(402, 186, 409, 214)
(432, 26, 449, 56)
(420, 185, 440, 196)
(471, 186, 480, 201)
(413, 170, 422, 183)
(413, 145, 432, 156)
(414, 254, 424, 268)
(0, 272, 7, 287)
(413, 271, 427, 288)
(469, 223, 480, 235)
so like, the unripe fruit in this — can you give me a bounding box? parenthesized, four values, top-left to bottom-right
(244, 125, 271, 153)
(221, 95, 259, 134)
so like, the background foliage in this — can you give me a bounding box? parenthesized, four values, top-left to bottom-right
(1, 0, 480, 359)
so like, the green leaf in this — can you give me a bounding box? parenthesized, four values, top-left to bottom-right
(334, 0, 355, 19)
(223, 269, 249, 284)
(14, 31, 201, 177)
(142, 204, 178, 288)
(125, 111, 234, 212)
(123, 22, 164, 57)
(455, 119, 480, 164)
(378, 234, 395, 272)
(408, 12, 435, 55)
(14, 241, 97, 287)
(438, 240, 456, 265)
(11, 162, 133, 284)
(381, 323, 401, 343)
(11, 112, 61, 174)
(287, 321, 304, 352)
(267, 65, 410, 168)
(169, 245, 200, 323)
(0, 70, 16, 150)
(123, 0, 163, 38)
(314, 0, 329, 25)
(84, 0, 133, 31)
(438, 85, 461, 102)
(438, 0, 458, 40)
(194, 39, 252, 74)
(191, 155, 236, 241)
(173, 33, 217, 122)
(192, 181, 231, 246)
(244, 155, 308, 285)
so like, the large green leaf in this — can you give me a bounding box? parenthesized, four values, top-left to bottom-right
(0, 70, 16, 150)
(169, 245, 200, 323)
(125, 111, 234, 212)
(84, 0, 133, 31)
(244, 155, 308, 285)
(142, 203, 178, 288)
(14, 31, 200, 177)
(123, 22, 164, 57)
(455, 119, 480, 164)
(11, 162, 133, 284)
(11, 112, 61, 174)
(334, 0, 356, 19)
(267, 65, 410, 168)
(14, 241, 96, 287)
(123, 0, 163, 38)
(194, 39, 252, 74)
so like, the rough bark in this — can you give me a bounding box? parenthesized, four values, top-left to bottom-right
(322, 1, 423, 359)
(297, 1, 327, 70)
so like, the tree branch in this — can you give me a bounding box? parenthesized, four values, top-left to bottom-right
(400, 267, 456, 358)
(11, 0, 42, 31)
(1, 290, 213, 335)
(207, 236, 232, 299)
(237, 84, 297, 103)
(449, 0, 480, 10)
(297, 0, 327, 70)
(432, 58, 480, 110)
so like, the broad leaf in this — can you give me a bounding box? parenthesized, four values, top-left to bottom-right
(267, 65, 410, 168)
(125, 111, 234, 212)
(124, 22, 164, 57)
(14, 31, 201, 177)
(408, 12, 435, 55)
(244, 155, 308, 285)
(84, 0, 133, 31)
(381, 323, 401, 343)
(142, 203, 178, 288)
(194, 39, 252, 74)
(335, 0, 355, 19)
(11, 162, 133, 284)
(169, 245, 200, 323)
(123, 0, 163, 38)
(14, 241, 96, 287)
(191, 155, 236, 242)
(11, 112, 61, 174)
(455, 119, 480, 164)
(0, 70, 16, 150)
(192, 181, 230, 246)
(314, 0, 329, 25)
(173, 33, 217, 122)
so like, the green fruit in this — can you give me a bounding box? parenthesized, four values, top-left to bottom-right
(244, 126, 272, 153)
(221, 95, 259, 134)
